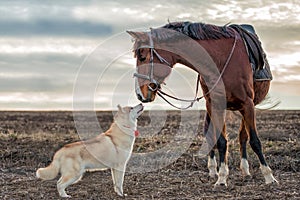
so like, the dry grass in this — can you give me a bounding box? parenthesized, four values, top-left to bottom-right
(0, 110, 299, 199)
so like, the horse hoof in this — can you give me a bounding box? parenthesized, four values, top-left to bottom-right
(265, 175, 279, 185)
(213, 183, 227, 191)
(214, 181, 227, 188)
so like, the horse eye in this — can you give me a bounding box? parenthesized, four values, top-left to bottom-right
(137, 49, 146, 62)
(139, 56, 146, 62)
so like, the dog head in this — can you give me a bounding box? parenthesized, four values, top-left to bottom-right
(115, 104, 144, 126)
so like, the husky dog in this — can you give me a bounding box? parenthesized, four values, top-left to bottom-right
(36, 104, 144, 198)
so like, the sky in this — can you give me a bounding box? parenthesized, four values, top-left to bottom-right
(0, 0, 299, 110)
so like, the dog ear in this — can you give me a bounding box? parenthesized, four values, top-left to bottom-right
(117, 104, 124, 113)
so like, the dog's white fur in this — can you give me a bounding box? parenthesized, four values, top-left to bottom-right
(36, 104, 144, 198)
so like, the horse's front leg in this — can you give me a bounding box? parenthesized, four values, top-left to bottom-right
(206, 108, 229, 186)
(215, 123, 229, 186)
(239, 119, 251, 177)
(204, 112, 218, 178)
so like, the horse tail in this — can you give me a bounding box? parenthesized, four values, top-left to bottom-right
(255, 94, 281, 111)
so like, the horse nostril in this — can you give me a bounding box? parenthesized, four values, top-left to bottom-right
(148, 82, 159, 91)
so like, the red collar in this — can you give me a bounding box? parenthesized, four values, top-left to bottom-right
(134, 130, 139, 137)
(122, 124, 139, 137)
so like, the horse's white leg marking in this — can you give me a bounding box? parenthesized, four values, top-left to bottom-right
(208, 156, 218, 177)
(240, 158, 251, 176)
(215, 162, 229, 186)
(260, 165, 278, 184)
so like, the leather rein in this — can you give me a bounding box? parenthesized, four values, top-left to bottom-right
(133, 29, 237, 110)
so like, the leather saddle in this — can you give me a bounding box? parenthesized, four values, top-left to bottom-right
(229, 24, 273, 81)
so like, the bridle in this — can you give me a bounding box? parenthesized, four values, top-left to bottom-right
(133, 30, 171, 96)
(133, 28, 237, 110)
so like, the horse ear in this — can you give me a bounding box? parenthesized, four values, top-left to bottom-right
(127, 31, 147, 41)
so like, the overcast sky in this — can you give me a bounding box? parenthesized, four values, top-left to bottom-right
(0, 0, 299, 110)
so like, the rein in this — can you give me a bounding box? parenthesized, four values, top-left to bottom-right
(134, 29, 237, 110)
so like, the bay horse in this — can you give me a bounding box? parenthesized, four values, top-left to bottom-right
(127, 22, 278, 186)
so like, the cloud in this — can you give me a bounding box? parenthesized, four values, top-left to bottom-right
(0, 37, 97, 55)
(0, 19, 112, 37)
(0, 74, 73, 92)
(0, 1, 112, 37)
(0, 1, 299, 110)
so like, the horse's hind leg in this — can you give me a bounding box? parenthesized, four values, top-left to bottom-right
(204, 112, 218, 178)
(239, 119, 251, 176)
(240, 99, 278, 184)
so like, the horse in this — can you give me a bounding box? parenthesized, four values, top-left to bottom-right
(127, 21, 278, 186)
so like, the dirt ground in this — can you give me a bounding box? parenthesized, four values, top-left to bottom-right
(0, 110, 299, 200)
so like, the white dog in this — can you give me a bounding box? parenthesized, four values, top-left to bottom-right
(36, 104, 144, 198)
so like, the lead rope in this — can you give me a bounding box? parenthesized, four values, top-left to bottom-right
(157, 32, 237, 110)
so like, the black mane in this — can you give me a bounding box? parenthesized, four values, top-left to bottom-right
(160, 21, 234, 40)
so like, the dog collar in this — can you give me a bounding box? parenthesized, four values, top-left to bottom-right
(115, 121, 139, 137)
(134, 130, 139, 137)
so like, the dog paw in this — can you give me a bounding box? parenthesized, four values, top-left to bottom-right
(116, 190, 124, 197)
(61, 194, 71, 198)
(117, 193, 125, 197)
(266, 178, 279, 185)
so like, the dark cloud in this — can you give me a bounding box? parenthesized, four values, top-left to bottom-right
(0, 19, 112, 37)
(0, 54, 82, 78)
(0, 75, 73, 92)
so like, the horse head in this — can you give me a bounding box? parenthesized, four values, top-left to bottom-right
(127, 30, 173, 103)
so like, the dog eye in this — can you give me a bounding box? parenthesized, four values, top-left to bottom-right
(130, 107, 133, 110)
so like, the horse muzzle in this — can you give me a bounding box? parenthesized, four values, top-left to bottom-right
(135, 82, 159, 103)
(137, 93, 152, 103)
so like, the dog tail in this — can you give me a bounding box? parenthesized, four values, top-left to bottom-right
(36, 156, 60, 180)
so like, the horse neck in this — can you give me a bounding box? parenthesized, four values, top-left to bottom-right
(173, 38, 237, 74)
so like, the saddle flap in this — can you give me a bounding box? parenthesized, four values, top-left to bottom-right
(229, 24, 272, 81)
(230, 24, 264, 69)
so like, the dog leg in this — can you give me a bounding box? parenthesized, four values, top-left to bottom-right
(111, 168, 125, 196)
(57, 173, 82, 198)
(111, 168, 118, 194)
